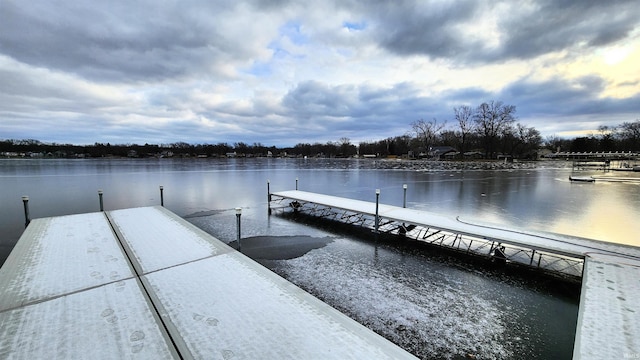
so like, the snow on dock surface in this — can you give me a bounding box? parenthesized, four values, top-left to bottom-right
(0, 212, 175, 359)
(271, 190, 640, 359)
(0, 206, 416, 359)
(272, 190, 640, 260)
(573, 254, 640, 360)
(0, 212, 135, 312)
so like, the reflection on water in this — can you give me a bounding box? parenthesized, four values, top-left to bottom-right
(551, 182, 640, 246)
(2, 158, 639, 262)
(1, 158, 638, 359)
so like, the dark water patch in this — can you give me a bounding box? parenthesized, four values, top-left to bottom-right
(228, 235, 334, 260)
(183, 209, 228, 218)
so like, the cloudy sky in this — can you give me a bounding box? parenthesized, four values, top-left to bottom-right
(1, 0, 639, 147)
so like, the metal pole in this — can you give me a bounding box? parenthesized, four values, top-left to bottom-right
(159, 186, 164, 207)
(374, 189, 380, 233)
(530, 249, 536, 266)
(267, 180, 271, 215)
(98, 189, 104, 212)
(235, 207, 242, 252)
(403, 184, 407, 208)
(22, 196, 30, 227)
(295, 177, 299, 190)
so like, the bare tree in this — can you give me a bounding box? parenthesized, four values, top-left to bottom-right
(411, 118, 446, 157)
(474, 101, 517, 158)
(513, 123, 542, 158)
(544, 135, 564, 152)
(597, 125, 616, 151)
(338, 137, 356, 157)
(617, 120, 640, 150)
(453, 105, 474, 156)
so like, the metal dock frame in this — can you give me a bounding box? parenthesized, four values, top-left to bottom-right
(270, 190, 585, 279)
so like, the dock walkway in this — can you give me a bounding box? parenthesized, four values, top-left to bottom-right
(0, 206, 416, 359)
(270, 190, 640, 359)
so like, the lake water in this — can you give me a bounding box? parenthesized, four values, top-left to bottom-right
(1, 158, 639, 359)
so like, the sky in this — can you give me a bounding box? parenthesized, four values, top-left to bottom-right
(0, 0, 639, 147)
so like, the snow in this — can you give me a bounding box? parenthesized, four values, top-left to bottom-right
(110, 206, 415, 359)
(273, 190, 640, 259)
(3, 199, 638, 359)
(144, 252, 416, 359)
(573, 254, 640, 359)
(0, 212, 134, 311)
(273, 190, 640, 359)
(0, 205, 416, 359)
(0, 279, 176, 359)
(277, 241, 511, 359)
(108, 206, 234, 273)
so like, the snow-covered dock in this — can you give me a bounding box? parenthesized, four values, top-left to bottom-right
(270, 190, 640, 359)
(0, 206, 416, 359)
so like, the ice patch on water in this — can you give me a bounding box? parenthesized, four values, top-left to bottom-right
(278, 241, 511, 359)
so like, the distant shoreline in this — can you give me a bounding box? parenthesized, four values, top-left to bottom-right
(0, 155, 578, 172)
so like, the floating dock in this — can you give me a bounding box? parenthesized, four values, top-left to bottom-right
(270, 190, 640, 359)
(570, 175, 640, 183)
(0, 206, 416, 359)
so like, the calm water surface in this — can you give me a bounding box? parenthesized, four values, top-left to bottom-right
(1, 158, 638, 359)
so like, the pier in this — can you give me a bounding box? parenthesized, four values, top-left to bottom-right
(2, 187, 638, 359)
(269, 189, 640, 359)
(0, 206, 416, 359)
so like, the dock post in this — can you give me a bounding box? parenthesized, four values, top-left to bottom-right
(403, 184, 407, 208)
(537, 253, 542, 268)
(235, 207, 242, 252)
(296, 177, 299, 190)
(22, 196, 30, 227)
(374, 189, 380, 233)
(98, 190, 104, 212)
(160, 186, 164, 207)
(267, 180, 271, 215)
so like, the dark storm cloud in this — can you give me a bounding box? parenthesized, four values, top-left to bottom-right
(282, 81, 355, 117)
(500, 75, 640, 117)
(0, 1, 273, 82)
(495, 0, 640, 61)
(355, 0, 639, 63)
(371, 0, 481, 58)
(441, 87, 492, 105)
(282, 80, 437, 121)
(279, 80, 452, 141)
(483, 75, 640, 136)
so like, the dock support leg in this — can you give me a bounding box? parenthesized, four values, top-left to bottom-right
(374, 189, 380, 233)
(537, 254, 542, 267)
(98, 189, 104, 212)
(530, 250, 536, 266)
(296, 177, 299, 190)
(159, 186, 164, 207)
(22, 195, 30, 227)
(267, 180, 271, 215)
(235, 207, 242, 252)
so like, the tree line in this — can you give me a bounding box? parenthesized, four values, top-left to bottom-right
(360, 100, 541, 159)
(545, 121, 640, 153)
(2, 101, 638, 159)
(360, 102, 639, 158)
